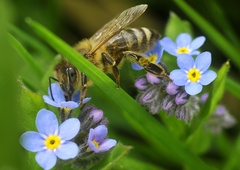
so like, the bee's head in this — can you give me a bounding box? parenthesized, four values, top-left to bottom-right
(54, 59, 80, 101)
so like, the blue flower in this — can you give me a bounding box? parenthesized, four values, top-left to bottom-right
(160, 33, 205, 57)
(87, 125, 116, 153)
(43, 83, 91, 110)
(132, 40, 163, 70)
(20, 109, 80, 170)
(170, 52, 217, 95)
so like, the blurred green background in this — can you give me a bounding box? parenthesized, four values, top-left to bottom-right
(1, 0, 240, 169)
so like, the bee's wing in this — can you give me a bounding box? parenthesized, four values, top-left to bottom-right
(89, 4, 148, 54)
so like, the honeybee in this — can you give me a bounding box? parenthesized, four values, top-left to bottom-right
(54, 4, 171, 102)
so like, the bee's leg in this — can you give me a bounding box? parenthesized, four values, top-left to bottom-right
(101, 52, 120, 87)
(80, 72, 88, 106)
(123, 51, 172, 81)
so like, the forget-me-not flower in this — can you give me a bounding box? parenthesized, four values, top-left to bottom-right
(132, 40, 163, 70)
(43, 83, 91, 110)
(20, 109, 80, 170)
(87, 125, 116, 153)
(160, 33, 205, 57)
(170, 52, 217, 95)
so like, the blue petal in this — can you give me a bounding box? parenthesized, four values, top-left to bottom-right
(71, 91, 80, 103)
(88, 139, 98, 152)
(92, 125, 108, 142)
(36, 109, 58, 136)
(177, 54, 194, 71)
(185, 82, 203, 95)
(55, 141, 79, 160)
(176, 33, 192, 47)
(83, 97, 91, 104)
(160, 38, 178, 56)
(132, 63, 143, 70)
(190, 36, 206, 50)
(195, 52, 212, 72)
(189, 51, 200, 56)
(155, 48, 163, 63)
(59, 101, 79, 109)
(35, 150, 57, 170)
(145, 40, 163, 62)
(58, 118, 80, 140)
(170, 70, 188, 86)
(43, 96, 60, 107)
(19, 131, 44, 152)
(48, 83, 66, 102)
(200, 70, 217, 85)
(88, 128, 94, 141)
(98, 139, 117, 153)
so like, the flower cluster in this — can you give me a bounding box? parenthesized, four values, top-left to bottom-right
(133, 33, 219, 122)
(20, 83, 116, 170)
(200, 93, 236, 134)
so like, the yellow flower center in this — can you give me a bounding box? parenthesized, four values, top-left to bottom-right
(45, 135, 61, 150)
(92, 140, 99, 149)
(148, 54, 157, 63)
(61, 107, 71, 114)
(177, 47, 190, 54)
(187, 68, 201, 82)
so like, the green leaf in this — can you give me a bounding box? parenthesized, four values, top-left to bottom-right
(92, 143, 161, 170)
(201, 61, 230, 120)
(93, 143, 131, 170)
(164, 12, 193, 39)
(25, 18, 213, 170)
(17, 81, 45, 169)
(18, 80, 46, 131)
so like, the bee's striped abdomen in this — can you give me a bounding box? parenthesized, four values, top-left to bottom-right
(106, 27, 160, 55)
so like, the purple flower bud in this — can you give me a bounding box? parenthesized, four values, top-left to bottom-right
(214, 105, 227, 116)
(200, 93, 209, 103)
(205, 104, 236, 134)
(178, 109, 185, 120)
(175, 91, 189, 105)
(142, 91, 155, 103)
(166, 82, 179, 95)
(89, 109, 103, 123)
(135, 77, 148, 90)
(146, 72, 161, 84)
(162, 98, 174, 110)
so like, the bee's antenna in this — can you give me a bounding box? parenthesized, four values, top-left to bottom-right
(49, 77, 59, 101)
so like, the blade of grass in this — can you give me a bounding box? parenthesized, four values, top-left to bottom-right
(8, 24, 55, 59)
(8, 33, 43, 78)
(25, 18, 213, 170)
(173, 0, 240, 70)
(200, 61, 230, 119)
(223, 134, 240, 170)
(225, 77, 240, 100)
(204, 0, 240, 47)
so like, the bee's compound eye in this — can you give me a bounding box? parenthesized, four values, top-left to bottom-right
(66, 67, 76, 83)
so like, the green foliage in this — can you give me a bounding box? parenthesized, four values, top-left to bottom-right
(4, 1, 240, 170)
